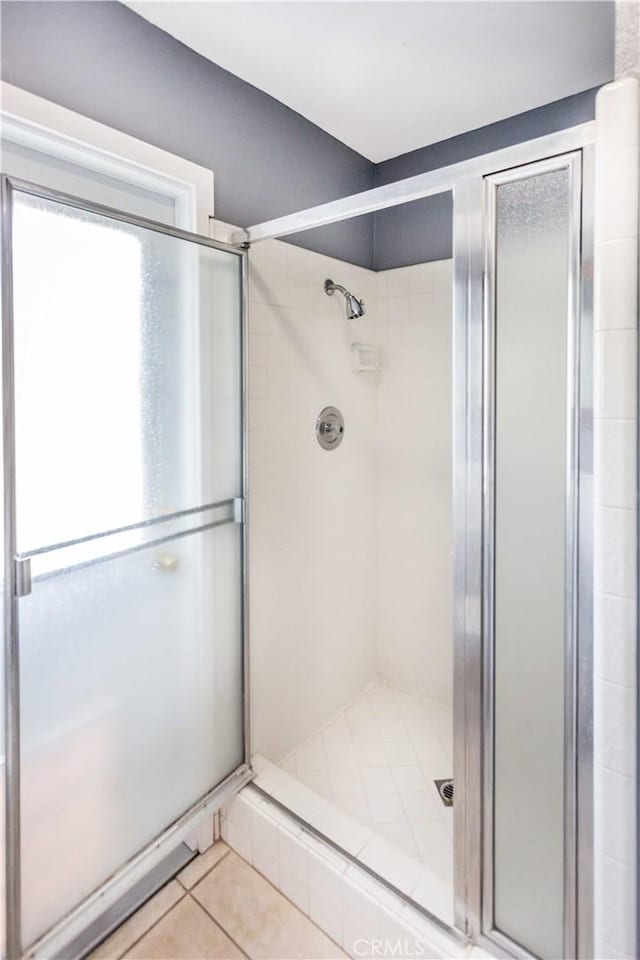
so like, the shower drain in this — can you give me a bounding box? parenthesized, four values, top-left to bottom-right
(434, 778, 454, 807)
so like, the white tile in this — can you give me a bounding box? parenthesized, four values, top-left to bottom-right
(597, 852, 636, 954)
(409, 818, 452, 856)
(313, 805, 373, 857)
(297, 766, 334, 798)
(597, 146, 640, 242)
(383, 741, 418, 766)
(278, 824, 309, 883)
(251, 753, 287, 794)
(250, 801, 279, 857)
(274, 776, 330, 823)
(279, 864, 310, 914)
(225, 821, 252, 863)
(248, 364, 268, 398)
(224, 793, 255, 837)
(409, 866, 454, 924)
(249, 396, 270, 432)
(422, 852, 454, 884)
(296, 744, 329, 772)
(252, 842, 279, 885)
(334, 793, 372, 824)
(341, 877, 380, 955)
(282, 755, 297, 776)
(595, 506, 637, 598)
(595, 594, 636, 687)
(375, 821, 418, 857)
(391, 766, 427, 793)
(401, 792, 442, 824)
(361, 766, 397, 794)
(595, 330, 637, 420)
(308, 849, 345, 906)
(359, 837, 424, 896)
(596, 768, 635, 864)
(309, 889, 343, 949)
(248, 333, 267, 366)
(330, 765, 365, 795)
(355, 742, 388, 767)
(596, 239, 638, 331)
(596, 680, 636, 777)
(367, 793, 407, 824)
(596, 77, 640, 148)
(267, 335, 292, 367)
(597, 419, 637, 509)
(410, 737, 450, 767)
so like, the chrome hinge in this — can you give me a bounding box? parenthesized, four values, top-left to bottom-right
(233, 498, 246, 523)
(15, 557, 31, 598)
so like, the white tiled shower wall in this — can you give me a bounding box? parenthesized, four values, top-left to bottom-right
(247, 239, 454, 763)
(593, 76, 638, 960)
(376, 264, 453, 704)
(247, 241, 379, 762)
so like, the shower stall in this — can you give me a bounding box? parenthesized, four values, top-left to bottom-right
(235, 121, 596, 960)
(0, 85, 620, 960)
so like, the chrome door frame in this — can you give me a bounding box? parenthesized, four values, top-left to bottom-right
(453, 145, 594, 959)
(1, 175, 252, 959)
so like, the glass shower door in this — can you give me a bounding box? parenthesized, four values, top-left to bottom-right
(3, 180, 246, 950)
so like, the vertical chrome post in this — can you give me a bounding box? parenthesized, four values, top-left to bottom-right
(1, 175, 21, 958)
(575, 144, 595, 960)
(563, 150, 583, 960)
(452, 176, 485, 941)
(240, 248, 251, 768)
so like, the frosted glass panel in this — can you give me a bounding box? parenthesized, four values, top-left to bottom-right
(19, 525, 243, 945)
(493, 169, 570, 959)
(9, 188, 245, 948)
(11, 190, 242, 553)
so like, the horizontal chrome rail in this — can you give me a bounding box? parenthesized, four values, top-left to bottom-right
(17, 511, 242, 591)
(18, 498, 237, 561)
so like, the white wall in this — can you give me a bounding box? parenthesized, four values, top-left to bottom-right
(248, 243, 455, 762)
(375, 263, 454, 709)
(593, 76, 638, 960)
(247, 240, 380, 762)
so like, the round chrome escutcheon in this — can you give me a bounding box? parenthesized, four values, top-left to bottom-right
(316, 406, 345, 451)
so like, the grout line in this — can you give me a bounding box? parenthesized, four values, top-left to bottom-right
(223, 848, 347, 957)
(179, 843, 233, 892)
(109, 845, 232, 958)
(187, 893, 251, 960)
(113, 886, 190, 960)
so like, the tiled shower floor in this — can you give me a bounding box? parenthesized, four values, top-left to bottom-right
(278, 682, 453, 885)
(252, 681, 453, 919)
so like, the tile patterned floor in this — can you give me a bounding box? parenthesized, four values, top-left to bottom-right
(278, 681, 453, 884)
(91, 842, 345, 960)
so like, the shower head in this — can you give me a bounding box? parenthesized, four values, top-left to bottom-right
(324, 278, 366, 319)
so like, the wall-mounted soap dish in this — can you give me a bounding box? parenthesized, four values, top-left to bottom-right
(351, 342, 380, 373)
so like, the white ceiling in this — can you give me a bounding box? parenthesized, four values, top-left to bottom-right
(125, 1, 613, 163)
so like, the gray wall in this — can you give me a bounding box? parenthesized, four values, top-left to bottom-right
(373, 87, 600, 269)
(1, 1, 608, 270)
(0, 0, 375, 267)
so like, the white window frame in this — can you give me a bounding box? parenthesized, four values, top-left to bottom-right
(0, 81, 214, 233)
